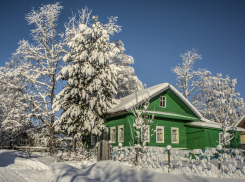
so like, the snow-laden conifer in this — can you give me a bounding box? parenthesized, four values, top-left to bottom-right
(112, 40, 144, 98)
(64, 7, 144, 99)
(54, 14, 120, 148)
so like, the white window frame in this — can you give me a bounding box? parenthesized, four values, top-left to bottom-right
(118, 125, 124, 143)
(141, 125, 150, 143)
(110, 127, 116, 143)
(103, 127, 109, 141)
(219, 132, 230, 145)
(97, 135, 102, 143)
(160, 96, 166, 108)
(171, 127, 179, 144)
(156, 126, 164, 143)
(91, 135, 95, 145)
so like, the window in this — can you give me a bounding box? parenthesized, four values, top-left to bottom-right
(91, 135, 95, 145)
(171, 127, 179, 143)
(141, 125, 150, 143)
(156, 126, 164, 143)
(110, 127, 116, 143)
(219, 132, 230, 145)
(118, 125, 124, 142)
(160, 96, 166, 108)
(103, 133, 108, 141)
(97, 135, 102, 143)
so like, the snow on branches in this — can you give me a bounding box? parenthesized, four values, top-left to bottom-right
(192, 74, 245, 147)
(54, 15, 121, 147)
(172, 49, 211, 100)
(64, 8, 143, 99)
(0, 61, 32, 146)
(131, 91, 154, 147)
(113, 40, 144, 99)
(12, 2, 65, 154)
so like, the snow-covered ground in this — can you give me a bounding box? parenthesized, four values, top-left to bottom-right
(0, 149, 245, 182)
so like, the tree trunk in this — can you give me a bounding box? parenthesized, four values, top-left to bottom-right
(82, 136, 87, 149)
(49, 73, 56, 156)
(72, 136, 77, 151)
(49, 126, 55, 155)
(10, 141, 13, 149)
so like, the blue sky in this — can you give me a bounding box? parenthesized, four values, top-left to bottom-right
(1, 0, 245, 99)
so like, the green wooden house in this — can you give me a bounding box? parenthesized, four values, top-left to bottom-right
(88, 83, 245, 149)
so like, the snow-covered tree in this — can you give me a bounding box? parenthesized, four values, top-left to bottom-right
(129, 91, 154, 166)
(64, 7, 144, 99)
(0, 62, 32, 147)
(12, 2, 65, 154)
(54, 14, 121, 149)
(113, 40, 144, 98)
(192, 74, 245, 147)
(131, 91, 154, 147)
(26, 125, 50, 147)
(172, 49, 211, 100)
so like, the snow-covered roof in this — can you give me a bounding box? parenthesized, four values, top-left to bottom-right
(234, 116, 245, 128)
(109, 83, 203, 119)
(190, 121, 245, 132)
(55, 134, 73, 140)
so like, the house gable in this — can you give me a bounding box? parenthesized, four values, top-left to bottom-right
(147, 89, 199, 120)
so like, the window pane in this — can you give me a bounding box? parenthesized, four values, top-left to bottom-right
(119, 127, 123, 142)
(103, 134, 108, 141)
(160, 96, 166, 107)
(111, 128, 115, 142)
(172, 129, 177, 142)
(157, 128, 162, 141)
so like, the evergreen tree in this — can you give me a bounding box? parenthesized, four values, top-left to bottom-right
(54, 16, 120, 148)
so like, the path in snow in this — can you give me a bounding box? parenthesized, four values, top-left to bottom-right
(0, 150, 51, 182)
(0, 167, 27, 182)
(0, 150, 27, 182)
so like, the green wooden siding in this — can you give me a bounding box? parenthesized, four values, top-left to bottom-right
(86, 88, 242, 149)
(105, 113, 188, 148)
(186, 125, 242, 149)
(147, 89, 198, 119)
(186, 125, 205, 149)
(105, 114, 128, 147)
(146, 117, 187, 148)
(229, 132, 241, 148)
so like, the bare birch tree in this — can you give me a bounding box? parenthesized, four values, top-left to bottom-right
(13, 2, 65, 154)
(172, 49, 211, 100)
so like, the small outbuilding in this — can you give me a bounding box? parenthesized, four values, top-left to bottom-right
(234, 116, 245, 150)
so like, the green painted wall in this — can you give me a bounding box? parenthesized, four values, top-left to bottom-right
(105, 113, 129, 147)
(104, 113, 189, 148)
(147, 89, 198, 119)
(186, 125, 242, 149)
(146, 116, 188, 148)
(87, 88, 242, 150)
(205, 128, 220, 148)
(229, 132, 241, 148)
(186, 125, 205, 149)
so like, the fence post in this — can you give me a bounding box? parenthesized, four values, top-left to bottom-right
(135, 145, 140, 166)
(108, 142, 111, 160)
(216, 145, 222, 170)
(166, 145, 172, 173)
